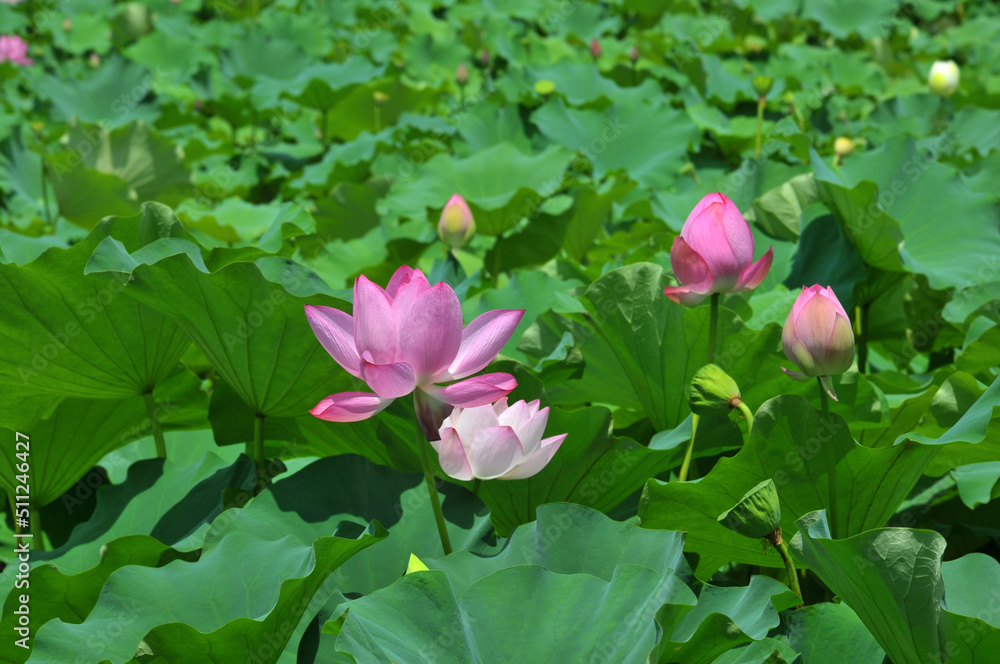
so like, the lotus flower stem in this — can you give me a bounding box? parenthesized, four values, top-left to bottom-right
(855, 303, 869, 374)
(252, 413, 265, 488)
(775, 539, 802, 602)
(817, 378, 839, 537)
(735, 401, 754, 436)
(144, 391, 167, 459)
(416, 422, 454, 556)
(755, 96, 765, 158)
(40, 156, 53, 227)
(707, 293, 719, 364)
(678, 414, 698, 482)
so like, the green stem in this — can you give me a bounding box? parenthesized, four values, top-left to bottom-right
(144, 391, 166, 459)
(755, 96, 765, 158)
(40, 157, 53, 227)
(855, 304, 869, 374)
(708, 292, 719, 364)
(736, 400, 754, 436)
(472, 478, 481, 497)
(817, 378, 839, 537)
(776, 540, 802, 602)
(30, 502, 44, 552)
(416, 430, 453, 555)
(253, 413, 265, 481)
(678, 413, 699, 482)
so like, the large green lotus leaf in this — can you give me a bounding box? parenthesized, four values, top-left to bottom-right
(47, 122, 192, 228)
(639, 396, 935, 575)
(477, 406, 694, 536)
(33, 56, 158, 127)
(957, 325, 1000, 377)
(335, 564, 687, 664)
(422, 503, 688, 592)
(813, 138, 1000, 290)
(324, 78, 440, 142)
(0, 536, 197, 664)
(85, 227, 350, 418)
(12, 451, 255, 577)
(791, 511, 1000, 664)
(800, 0, 897, 39)
(29, 527, 384, 664)
(176, 198, 315, 250)
(784, 602, 886, 664)
(203, 454, 497, 596)
(0, 128, 54, 223)
(582, 263, 803, 431)
(748, 172, 820, 241)
(0, 204, 191, 399)
(711, 639, 797, 664)
(652, 576, 800, 664)
(909, 375, 1000, 474)
(951, 461, 1000, 509)
(531, 97, 699, 189)
(0, 368, 207, 506)
(379, 142, 574, 236)
(251, 60, 385, 109)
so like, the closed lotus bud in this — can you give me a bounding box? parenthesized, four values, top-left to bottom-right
(455, 63, 469, 87)
(752, 75, 774, 97)
(928, 60, 959, 97)
(438, 194, 475, 248)
(480, 48, 490, 67)
(689, 364, 741, 416)
(88, 52, 101, 67)
(629, 45, 639, 63)
(834, 136, 854, 157)
(373, 91, 390, 106)
(62, 17, 73, 30)
(590, 38, 601, 58)
(718, 479, 781, 540)
(781, 285, 855, 400)
(664, 193, 774, 305)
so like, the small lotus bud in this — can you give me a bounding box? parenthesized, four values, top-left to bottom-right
(781, 285, 855, 401)
(373, 91, 390, 106)
(629, 45, 639, 63)
(62, 18, 73, 30)
(752, 75, 774, 97)
(928, 59, 959, 97)
(689, 364, 742, 416)
(590, 38, 601, 58)
(88, 52, 101, 67)
(718, 479, 782, 540)
(834, 136, 854, 157)
(438, 194, 475, 248)
(480, 48, 490, 67)
(455, 63, 469, 87)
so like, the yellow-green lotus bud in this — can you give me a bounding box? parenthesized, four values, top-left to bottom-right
(689, 364, 741, 416)
(717, 479, 781, 540)
(456, 63, 469, 87)
(438, 194, 476, 248)
(834, 136, 854, 157)
(928, 60, 959, 97)
(752, 75, 774, 97)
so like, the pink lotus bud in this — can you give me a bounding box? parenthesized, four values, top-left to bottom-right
(455, 63, 469, 87)
(438, 194, 475, 249)
(781, 285, 856, 400)
(0, 35, 33, 66)
(305, 266, 523, 422)
(431, 398, 567, 480)
(629, 45, 639, 63)
(663, 193, 774, 305)
(590, 38, 601, 58)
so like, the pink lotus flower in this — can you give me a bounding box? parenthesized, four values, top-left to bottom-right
(305, 266, 524, 422)
(431, 398, 567, 480)
(438, 194, 475, 249)
(590, 38, 602, 58)
(781, 285, 856, 400)
(664, 193, 773, 305)
(0, 35, 33, 66)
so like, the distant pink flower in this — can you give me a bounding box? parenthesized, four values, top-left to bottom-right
(305, 266, 524, 422)
(664, 193, 773, 305)
(0, 35, 33, 66)
(432, 398, 566, 480)
(438, 194, 475, 249)
(781, 285, 856, 400)
(590, 38, 601, 58)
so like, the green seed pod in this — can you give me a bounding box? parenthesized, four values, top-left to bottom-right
(717, 479, 781, 540)
(752, 75, 774, 97)
(689, 363, 741, 416)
